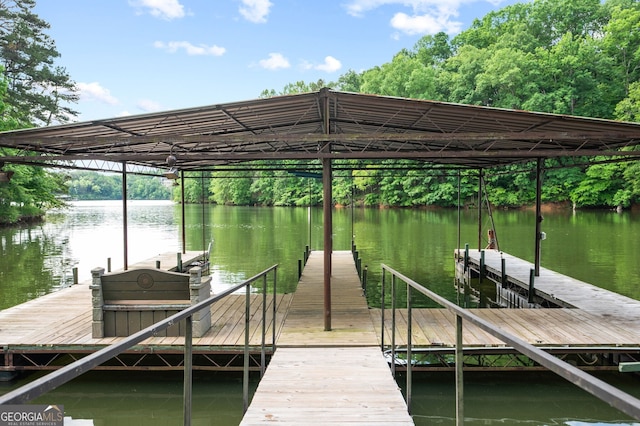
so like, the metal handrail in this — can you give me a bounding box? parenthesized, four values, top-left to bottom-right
(0, 264, 279, 425)
(381, 263, 640, 424)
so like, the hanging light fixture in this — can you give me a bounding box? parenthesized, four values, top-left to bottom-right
(164, 153, 179, 180)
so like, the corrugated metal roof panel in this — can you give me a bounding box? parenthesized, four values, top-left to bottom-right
(0, 89, 638, 171)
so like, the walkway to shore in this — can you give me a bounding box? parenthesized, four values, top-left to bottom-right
(240, 251, 413, 425)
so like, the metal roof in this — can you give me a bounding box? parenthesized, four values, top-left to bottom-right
(1, 88, 639, 173)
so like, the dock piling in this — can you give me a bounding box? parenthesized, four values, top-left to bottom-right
(528, 269, 535, 303)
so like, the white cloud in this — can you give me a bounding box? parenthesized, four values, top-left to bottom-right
(129, 0, 186, 20)
(315, 56, 342, 73)
(390, 11, 461, 35)
(258, 53, 290, 70)
(154, 41, 226, 56)
(137, 99, 162, 112)
(343, 0, 497, 35)
(77, 82, 118, 105)
(239, 0, 273, 23)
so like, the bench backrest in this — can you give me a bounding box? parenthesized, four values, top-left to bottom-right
(100, 268, 190, 301)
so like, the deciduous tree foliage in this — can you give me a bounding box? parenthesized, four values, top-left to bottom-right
(243, 0, 640, 210)
(67, 171, 171, 201)
(0, 0, 79, 224)
(0, 0, 78, 126)
(4, 0, 640, 216)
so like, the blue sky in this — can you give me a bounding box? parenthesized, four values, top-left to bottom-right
(34, 0, 522, 122)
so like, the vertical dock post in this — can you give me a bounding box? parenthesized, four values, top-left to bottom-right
(456, 315, 464, 426)
(528, 269, 536, 303)
(501, 258, 507, 288)
(156, 260, 161, 269)
(243, 285, 250, 413)
(261, 274, 267, 377)
(480, 250, 485, 280)
(72, 268, 78, 284)
(272, 266, 277, 352)
(464, 244, 469, 273)
(177, 252, 183, 273)
(406, 281, 413, 414)
(362, 265, 367, 294)
(380, 268, 386, 352)
(183, 316, 193, 426)
(390, 274, 397, 378)
(107, 258, 111, 273)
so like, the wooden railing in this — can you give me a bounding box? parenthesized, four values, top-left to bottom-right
(381, 263, 640, 424)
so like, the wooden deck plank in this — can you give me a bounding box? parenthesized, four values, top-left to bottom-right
(276, 251, 378, 347)
(458, 249, 640, 326)
(1, 249, 640, 373)
(240, 347, 413, 425)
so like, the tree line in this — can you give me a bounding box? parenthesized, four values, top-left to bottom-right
(199, 0, 640, 209)
(0, 0, 76, 224)
(1, 0, 640, 224)
(68, 171, 171, 201)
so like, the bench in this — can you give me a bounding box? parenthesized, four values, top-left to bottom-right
(90, 267, 212, 338)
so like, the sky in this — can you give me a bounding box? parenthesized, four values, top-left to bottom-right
(33, 0, 523, 123)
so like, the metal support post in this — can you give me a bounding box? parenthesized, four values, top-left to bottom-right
(122, 162, 128, 270)
(534, 158, 543, 276)
(322, 156, 332, 331)
(529, 269, 536, 304)
(391, 275, 397, 378)
(243, 285, 250, 413)
(406, 282, 413, 414)
(380, 268, 386, 351)
(456, 315, 464, 426)
(183, 316, 193, 426)
(261, 274, 267, 377)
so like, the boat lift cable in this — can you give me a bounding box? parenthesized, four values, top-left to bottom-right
(481, 174, 499, 252)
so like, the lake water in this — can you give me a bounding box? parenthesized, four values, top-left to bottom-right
(1, 200, 640, 425)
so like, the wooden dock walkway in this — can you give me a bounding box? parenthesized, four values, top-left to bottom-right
(3, 247, 640, 421)
(240, 347, 413, 425)
(455, 249, 640, 327)
(277, 250, 378, 347)
(241, 251, 413, 425)
(0, 252, 294, 373)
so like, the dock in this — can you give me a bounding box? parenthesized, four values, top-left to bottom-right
(0, 251, 294, 373)
(2, 248, 640, 420)
(240, 250, 413, 425)
(2, 249, 640, 368)
(455, 248, 640, 326)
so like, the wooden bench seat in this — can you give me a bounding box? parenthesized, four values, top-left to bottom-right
(91, 267, 211, 338)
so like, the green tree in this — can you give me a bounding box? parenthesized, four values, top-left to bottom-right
(570, 161, 628, 208)
(601, 4, 640, 96)
(334, 69, 362, 92)
(524, 34, 615, 117)
(210, 172, 252, 205)
(615, 81, 640, 121)
(0, 0, 78, 126)
(414, 32, 452, 66)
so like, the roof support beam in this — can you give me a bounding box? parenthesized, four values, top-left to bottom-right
(4, 149, 640, 165)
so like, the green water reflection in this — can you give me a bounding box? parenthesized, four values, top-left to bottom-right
(1, 371, 255, 425)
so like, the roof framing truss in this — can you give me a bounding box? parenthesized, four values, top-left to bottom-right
(1, 88, 639, 174)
